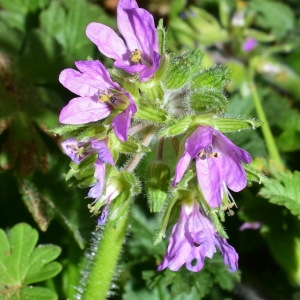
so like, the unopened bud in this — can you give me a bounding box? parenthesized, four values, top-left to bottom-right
(146, 161, 171, 212)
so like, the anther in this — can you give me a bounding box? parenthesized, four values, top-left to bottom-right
(131, 49, 142, 63)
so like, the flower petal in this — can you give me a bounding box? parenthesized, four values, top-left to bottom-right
(117, 1, 158, 58)
(112, 101, 136, 142)
(215, 235, 239, 272)
(75, 60, 119, 90)
(91, 139, 114, 165)
(173, 151, 192, 186)
(59, 68, 99, 97)
(88, 159, 106, 199)
(213, 136, 248, 192)
(86, 22, 129, 63)
(61, 138, 87, 164)
(59, 97, 111, 124)
(185, 126, 213, 158)
(196, 157, 223, 207)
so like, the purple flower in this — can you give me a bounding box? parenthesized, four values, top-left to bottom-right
(86, 0, 161, 82)
(239, 221, 261, 231)
(59, 60, 137, 142)
(173, 126, 252, 207)
(158, 200, 238, 272)
(242, 37, 257, 52)
(61, 138, 114, 200)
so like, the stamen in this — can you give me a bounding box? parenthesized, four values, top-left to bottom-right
(98, 90, 116, 104)
(198, 146, 218, 160)
(131, 49, 142, 63)
(199, 149, 207, 160)
(67, 144, 85, 160)
(193, 242, 200, 247)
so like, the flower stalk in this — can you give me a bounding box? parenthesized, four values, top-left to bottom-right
(250, 82, 283, 167)
(82, 208, 130, 300)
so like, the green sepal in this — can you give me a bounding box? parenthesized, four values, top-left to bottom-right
(110, 134, 150, 154)
(189, 88, 228, 114)
(120, 77, 140, 100)
(157, 115, 194, 137)
(76, 124, 107, 141)
(138, 80, 164, 104)
(191, 66, 230, 90)
(243, 163, 269, 184)
(106, 171, 141, 227)
(162, 49, 204, 90)
(194, 115, 263, 133)
(158, 114, 262, 138)
(208, 210, 228, 239)
(51, 124, 88, 136)
(52, 123, 107, 140)
(154, 194, 180, 245)
(146, 161, 171, 213)
(175, 169, 196, 190)
(154, 189, 194, 245)
(65, 154, 97, 181)
(135, 103, 172, 123)
(157, 18, 167, 55)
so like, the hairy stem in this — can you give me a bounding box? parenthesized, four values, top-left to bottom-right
(82, 209, 130, 300)
(250, 82, 283, 166)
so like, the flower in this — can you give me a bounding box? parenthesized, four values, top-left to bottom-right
(61, 138, 114, 200)
(86, 0, 161, 82)
(158, 200, 238, 272)
(59, 60, 137, 142)
(173, 126, 252, 207)
(239, 221, 261, 231)
(242, 37, 257, 52)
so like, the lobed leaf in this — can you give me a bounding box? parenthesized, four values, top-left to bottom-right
(0, 223, 61, 299)
(259, 171, 300, 219)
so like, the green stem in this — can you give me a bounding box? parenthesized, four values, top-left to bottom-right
(250, 82, 283, 166)
(82, 209, 130, 300)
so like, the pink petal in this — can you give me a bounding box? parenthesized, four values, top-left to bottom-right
(59, 97, 111, 124)
(59, 68, 99, 97)
(196, 157, 222, 207)
(86, 23, 128, 62)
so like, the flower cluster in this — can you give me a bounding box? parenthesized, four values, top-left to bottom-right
(58, 0, 255, 276)
(59, 0, 158, 212)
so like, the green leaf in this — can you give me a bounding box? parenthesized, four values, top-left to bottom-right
(249, 0, 295, 38)
(0, 223, 61, 299)
(162, 50, 204, 90)
(0, 20, 23, 54)
(192, 66, 230, 90)
(19, 286, 57, 300)
(259, 171, 300, 219)
(18, 178, 54, 232)
(189, 88, 228, 113)
(40, 0, 113, 63)
(17, 29, 64, 84)
(0, 0, 49, 33)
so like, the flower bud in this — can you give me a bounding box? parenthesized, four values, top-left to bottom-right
(146, 161, 171, 212)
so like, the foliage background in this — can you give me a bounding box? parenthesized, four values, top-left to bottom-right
(0, 0, 300, 299)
